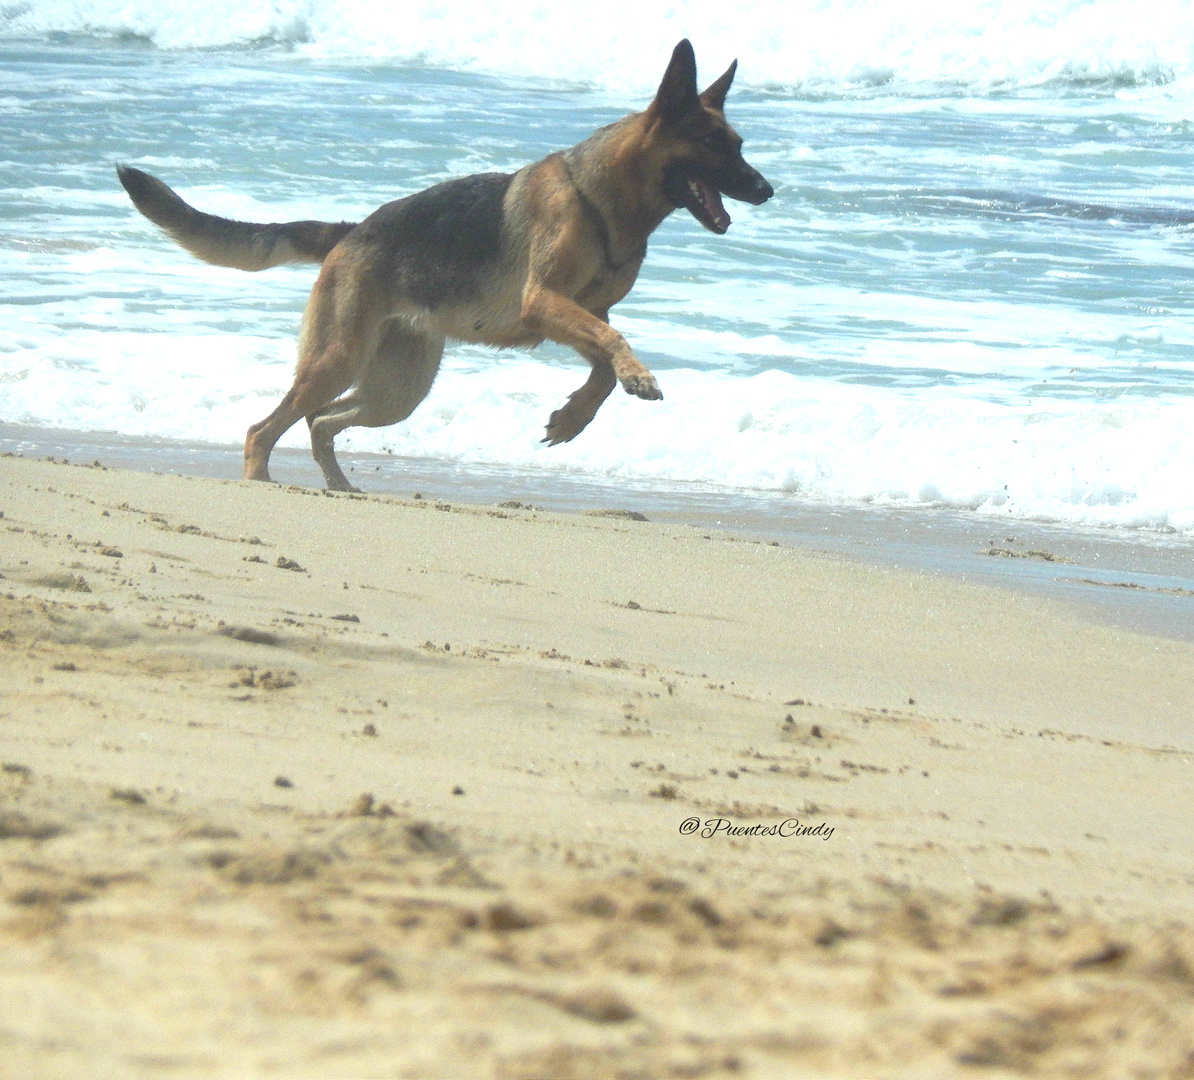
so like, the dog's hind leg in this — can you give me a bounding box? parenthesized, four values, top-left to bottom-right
(307, 321, 444, 491)
(245, 261, 378, 483)
(245, 357, 360, 483)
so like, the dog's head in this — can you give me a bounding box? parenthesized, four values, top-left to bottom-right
(648, 39, 774, 235)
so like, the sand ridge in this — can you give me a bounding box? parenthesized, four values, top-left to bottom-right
(2, 454, 1194, 1078)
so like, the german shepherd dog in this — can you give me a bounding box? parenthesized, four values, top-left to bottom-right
(117, 40, 773, 491)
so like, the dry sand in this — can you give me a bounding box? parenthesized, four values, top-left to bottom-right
(2, 453, 1194, 1079)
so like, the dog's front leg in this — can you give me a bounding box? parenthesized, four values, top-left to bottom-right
(522, 286, 663, 402)
(542, 358, 616, 445)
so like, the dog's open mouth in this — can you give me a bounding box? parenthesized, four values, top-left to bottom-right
(681, 175, 731, 234)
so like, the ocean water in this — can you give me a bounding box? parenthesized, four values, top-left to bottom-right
(2, 1, 1194, 535)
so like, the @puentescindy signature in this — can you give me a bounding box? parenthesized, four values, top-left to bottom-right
(679, 817, 834, 840)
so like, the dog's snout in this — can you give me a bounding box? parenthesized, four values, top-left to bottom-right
(721, 164, 774, 207)
(750, 174, 774, 205)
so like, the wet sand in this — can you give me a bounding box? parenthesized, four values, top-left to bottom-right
(4, 422, 1193, 642)
(2, 451, 1194, 1078)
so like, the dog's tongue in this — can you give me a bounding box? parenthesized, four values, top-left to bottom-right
(687, 177, 731, 234)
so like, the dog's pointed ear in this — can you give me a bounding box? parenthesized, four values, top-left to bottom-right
(700, 59, 737, 111)
(651, 39, 699, 120)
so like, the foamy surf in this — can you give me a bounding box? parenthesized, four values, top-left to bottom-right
(5, 0, 1194, 97)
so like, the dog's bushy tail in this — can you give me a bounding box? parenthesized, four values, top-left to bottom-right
(116, 165, 357, 271)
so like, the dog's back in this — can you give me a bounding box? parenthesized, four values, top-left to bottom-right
(347, 172, 513, 309)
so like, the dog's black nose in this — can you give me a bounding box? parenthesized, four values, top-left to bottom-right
(751, 175, 774, 204)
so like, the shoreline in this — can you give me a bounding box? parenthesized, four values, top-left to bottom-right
(2, 452, 1194, 1076)
(4, 421, 1192, 643)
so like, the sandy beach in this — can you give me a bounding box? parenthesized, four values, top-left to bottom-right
(2, 451, 1194, 1079)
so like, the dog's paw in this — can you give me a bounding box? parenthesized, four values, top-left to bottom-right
(620, 372, 662, 400)
(543, 406, 585, 445)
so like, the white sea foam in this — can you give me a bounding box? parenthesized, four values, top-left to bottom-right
(5, 0, 1194, 97)
(2, 338, 1191, 534)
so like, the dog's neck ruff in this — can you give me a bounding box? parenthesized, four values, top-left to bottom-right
(561, 156, 648, 274)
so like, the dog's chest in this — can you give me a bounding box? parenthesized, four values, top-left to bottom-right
(577, 254, 645, 310)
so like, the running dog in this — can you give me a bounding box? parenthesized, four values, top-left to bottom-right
(117, 40, 773, 491)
